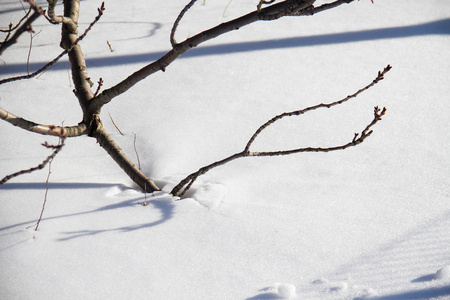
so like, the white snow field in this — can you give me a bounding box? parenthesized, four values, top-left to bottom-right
(1, 0, 449, 299)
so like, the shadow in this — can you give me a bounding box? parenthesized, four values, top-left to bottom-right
(57, 197, 174, 241)
(411, 273, 436, 283)
(354, 285, 450, 300)
(246, 292, 282, 300)
(1, 18, 449, 75)
(0, 183, 175, 236)
(0, 181, 125, 190)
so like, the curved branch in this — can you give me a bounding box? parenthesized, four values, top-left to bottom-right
(0, 106, 87, 137)
(171, 65, 391, 197)
(170, 0, 198, 47)
(47, 0, 78, 32)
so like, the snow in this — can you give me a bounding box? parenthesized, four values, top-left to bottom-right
(1, 0, 450, 299)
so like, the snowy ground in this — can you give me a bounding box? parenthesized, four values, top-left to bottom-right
(1, 0, 449, 299)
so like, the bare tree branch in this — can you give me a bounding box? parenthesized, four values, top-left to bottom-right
(0, 106, 87, 137)
(1, 0, 385, 198)
(92, 116, 160, 193)
(171, 65, 392, 197)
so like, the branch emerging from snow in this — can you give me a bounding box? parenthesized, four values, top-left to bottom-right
(171, 65, 392, 197)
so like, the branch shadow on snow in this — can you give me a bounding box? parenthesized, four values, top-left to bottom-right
(0, 182, 175, 238)
(57, 197, 174, 241)
(0, 182, 122, 190)
(1, 18, 449, 75)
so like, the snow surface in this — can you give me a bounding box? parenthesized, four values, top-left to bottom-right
(1, 0, 449, 299)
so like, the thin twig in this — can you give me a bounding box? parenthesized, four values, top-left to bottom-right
(108, 111, 124, 135)
(34, 157, 53, 231)
(0, 0, 44, 55)
(94, 78, 104, 97)
(223, 0, 234, 17)
(244, 64, 392, 152)
(133, 133, 141, 170)
(0, 135, 66, 185)
(27, 29, 41, 75)
(170, 0, 198, 47)
(106, 40, 114, 52)
(0, 6, 32, 33)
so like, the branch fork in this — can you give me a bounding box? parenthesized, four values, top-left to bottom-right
(1, 0, 389, 199)
(171, 65, 392, 197)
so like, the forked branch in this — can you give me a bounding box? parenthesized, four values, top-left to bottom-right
(171, 65, 392, 197)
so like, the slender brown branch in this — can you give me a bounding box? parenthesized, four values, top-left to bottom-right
(171, 65, 391, 196)
(249, 105, 386, 157)
(0, 135, 66, 185)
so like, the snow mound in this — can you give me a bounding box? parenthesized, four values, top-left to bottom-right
(251, 283, 296, 299)
(435, 265, 450, 280)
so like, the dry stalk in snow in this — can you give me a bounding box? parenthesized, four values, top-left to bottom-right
(0, 0, 388, 198)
